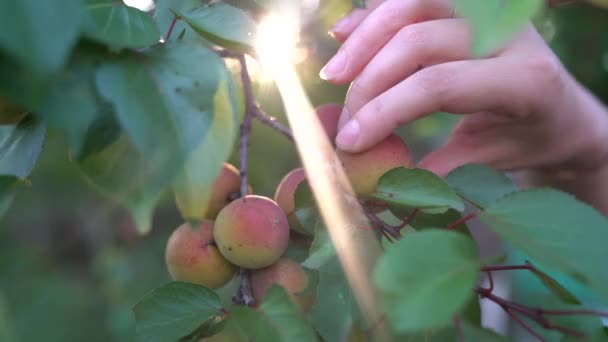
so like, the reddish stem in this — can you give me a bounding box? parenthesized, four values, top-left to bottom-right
(482, 264, 534, 272)
(504, 308, 547, 342)
(165, 15, 180, 41)
(454, 316, 464, 342)
(446, 213, 476, 230)
(397, 209, 419, 230)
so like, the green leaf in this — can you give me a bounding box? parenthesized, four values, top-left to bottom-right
(374, 230, 480, 332)
(446, 164, 517, 208)
(154, 0, 202, 42)
(529, 266, 581, 305)
(92, 42, 230, 231)
(373, 168, 465, 214)
(302, 222, 334, 269)
(133, 282, 224, 342)
(78, 135, 167, 233)
(0, 0, 83, 74)
(352, 0, 366, 8)
(480, 189, 608, 303)
(37, 46, 111, 158)
(0, 54, 50, 111)
(311, 257, 359, 342)
(460, 321, 507, 341)
(83, 0, 160, 50)
(172, 68, 239, 221)
(0, 176, 20, 219)
(455, 0, 544, 56)
(172, 3, 257, 53)
(0, 118, 46, 178)
(293, 181, 319, 235)
(230, 286, 317, 342)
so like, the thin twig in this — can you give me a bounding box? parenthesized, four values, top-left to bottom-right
(504, 308, 547, 342)
(238, 54, 254, 198)
(365, 209, 401, 239)
(446, 213, 476, 230)
(252, 106, 294, 141)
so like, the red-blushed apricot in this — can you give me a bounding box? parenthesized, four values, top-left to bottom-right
(316, 103, 342, 141)
(251, 258, 314, 311)
(214, 195, 289, 269)
(204, 163, 242, 219)
(274, 168, 311, 235)
(0, 96, 27, 125)
(165, 221, 237, 289)
(337, 134, 413, 197)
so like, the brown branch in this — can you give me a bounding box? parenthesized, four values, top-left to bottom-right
(252, 106, 294, 141)
(232, 269, 255, 306)
(238, 54, 254, 198)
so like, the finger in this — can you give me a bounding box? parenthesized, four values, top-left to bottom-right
(315, 103, 342, 141)
(343, 19, 471, 122)
(335, 57, 539, 152)
(329, 0, 387, 41)
(320, 0, 454, 84)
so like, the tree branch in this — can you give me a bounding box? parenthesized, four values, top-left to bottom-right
(252, 106, 294, 141)
(238, 54, 254, 198)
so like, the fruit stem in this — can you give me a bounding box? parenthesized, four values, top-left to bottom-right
(252, 106, 294, 141)
(232, 269, 255, 306)
(165, 15, 180, 41)
(446, 213, 476, 230)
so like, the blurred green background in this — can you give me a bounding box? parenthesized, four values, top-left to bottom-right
(1, 2, 608, 341)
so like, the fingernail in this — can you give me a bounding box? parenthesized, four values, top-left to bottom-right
(329, 16, 351, 37)
(336, 119, 360, 149)
(320, 51, 346, 80)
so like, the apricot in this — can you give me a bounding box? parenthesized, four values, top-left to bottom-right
(316, 103, 342, 141)
(165, 221, 237, 289)
(175, 163, 251, 221)
(0, 96, 27, 125)
(214, 195, 289, 269)
(337, 134, 413, 197)
(273, 168, 311, 234)
(251, 258, 314, 311)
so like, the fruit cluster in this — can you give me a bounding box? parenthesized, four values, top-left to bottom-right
(164, 104, 412, 311)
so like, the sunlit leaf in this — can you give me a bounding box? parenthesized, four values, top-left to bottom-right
(373, 168, 464, 214)
(155, 0, 202, 41)
(480, 189, 608, 303)
(172, 3, 257, 53)
(374, 230, 480, 332)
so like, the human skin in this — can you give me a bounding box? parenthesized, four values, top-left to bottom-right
(214, 195, 290, 269)
(165, 221, 237, 289)
(322, 0, 608, 214)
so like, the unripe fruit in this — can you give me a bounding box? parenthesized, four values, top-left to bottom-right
(0, 96, 27, 125)
(165, 221, 237, 289)
(214, 195, 289, 269)
(274, 168, 310, 235)
(337, 134, 413, 197)
(251, 258, 314, 311)
(316, 103, 342, 142)
(205, 163, 241, 219)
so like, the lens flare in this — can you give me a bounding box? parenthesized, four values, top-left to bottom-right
(255, 13, 388, 339)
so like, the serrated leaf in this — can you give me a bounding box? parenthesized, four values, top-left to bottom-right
(0, 118, 46, 178)
(311, 257, 359, 342)
(133, 282, 224, 342)
(455, 0, 543, 56)
(373, 168, 464, 214)
(480, 189, 608, 303)
(0, 0, 83, 74)
(172, 70, 239, 221)
(83, 0, 160, 50)
(230, 286, 317, 342)
(374, 230, 480, 332)
(172, 3, 257, 53)
(446, 164, 517, 208)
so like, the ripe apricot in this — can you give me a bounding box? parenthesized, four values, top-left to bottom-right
(251, 258, 314, 311)
(165, 221, 237, 289)
(337, 134, 413, 197)
(214, 195, 289, 269)
(274, 168, 311, 234)
(316, 103, 342, 142)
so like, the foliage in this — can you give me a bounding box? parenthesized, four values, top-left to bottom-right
(1, 1, 608, 342)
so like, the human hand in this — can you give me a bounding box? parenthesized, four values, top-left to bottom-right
(322, 0, 608, 176)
